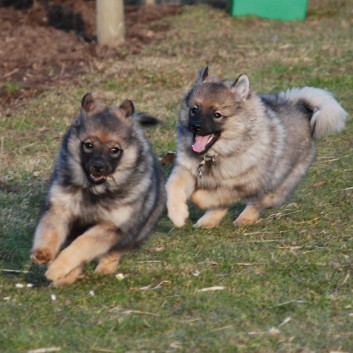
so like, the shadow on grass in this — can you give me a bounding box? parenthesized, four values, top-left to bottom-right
(0, 175, 50, 286)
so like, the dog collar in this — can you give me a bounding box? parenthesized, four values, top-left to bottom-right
(198, 153, 217, 177)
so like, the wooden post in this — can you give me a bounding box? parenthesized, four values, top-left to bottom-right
(96, 0, 125, 47)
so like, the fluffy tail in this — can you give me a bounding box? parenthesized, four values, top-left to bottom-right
(280, 87, 348, 138)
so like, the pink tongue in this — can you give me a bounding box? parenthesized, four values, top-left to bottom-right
(192, 134, 212, 153)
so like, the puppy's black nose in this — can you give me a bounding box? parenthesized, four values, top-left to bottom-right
(92, 160, 106, 173)
(191, 123, 201, 133)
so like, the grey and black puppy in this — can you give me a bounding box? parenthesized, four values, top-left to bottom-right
(32, 94, 166, 286)
(166, 67, 347, 228)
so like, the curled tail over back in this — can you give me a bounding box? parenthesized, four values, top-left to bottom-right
(281, 87, 348, 138)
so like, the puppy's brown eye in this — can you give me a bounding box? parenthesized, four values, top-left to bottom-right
(83, 141, 94, 153)
(190, 107, 198, 115)
(214, 112, 222, 119)
(110, 146, 121, 157)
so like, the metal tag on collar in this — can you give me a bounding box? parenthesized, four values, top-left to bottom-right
(198, 154, 217, 178)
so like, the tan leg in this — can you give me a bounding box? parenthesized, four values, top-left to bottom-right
(192, 187, 242, 210)
(233, 204, 261, 226)
(45, 223, 118, 284)
(166, 166, 195, 228)
(95, 250, 122, 275)
(51, 267, 83, 288)
(191, 189, 215, 209)
(194, 208, 228, 228)
(31, 210, 69, 264)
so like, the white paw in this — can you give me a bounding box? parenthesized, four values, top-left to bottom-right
(167, 202, 189, 228)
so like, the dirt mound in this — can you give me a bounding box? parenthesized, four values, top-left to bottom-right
(0, 0, 180, 107)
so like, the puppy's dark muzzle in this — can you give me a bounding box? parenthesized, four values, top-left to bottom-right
(87, 159, 111, 184)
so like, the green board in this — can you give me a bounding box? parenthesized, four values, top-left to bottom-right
(231, 0, 308, 21)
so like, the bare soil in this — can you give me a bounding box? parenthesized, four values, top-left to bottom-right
(0, 0, 180, 108)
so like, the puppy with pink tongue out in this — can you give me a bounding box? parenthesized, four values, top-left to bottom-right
(166, 66, 347, 229)
(192, 134, 218, 154)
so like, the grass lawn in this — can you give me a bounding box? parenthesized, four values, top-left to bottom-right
(1, 0, 353, 352)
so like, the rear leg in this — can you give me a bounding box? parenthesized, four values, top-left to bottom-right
(260, 154, 315, 211)
(234, 204, 261, 226)
(195, 207, 228, 228)
(236, 153, 315, 226)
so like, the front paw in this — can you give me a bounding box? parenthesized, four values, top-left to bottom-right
(45, 257, 72, 282)
(50, 267, 83, 287)
(167, 201, 189, 228)
(95, 252, 121, 275)
(31, 248, 54, 265)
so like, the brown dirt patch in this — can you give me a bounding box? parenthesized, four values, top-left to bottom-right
(0, 0, 180, 108)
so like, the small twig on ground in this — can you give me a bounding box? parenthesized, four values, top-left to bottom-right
(278, 316, 292, 327)
(197, 286, 226, 292)
(279, 246, 303, 250)
(109, 307, 161, 318)
(27, 347, 61, 353)
(1, 68, 19, 79)
(137, 260, 162, 263)
(123, 310, 161, 317)
(0, 136, 3, 158)
(234, 262, 261, 266)
(243, 230, 290, 236)
(140, 280, 171, 290)
(1, 268, 29, 274)
(19, 143, 36, 151)
(341, 272, 350, 286)
(211, 325, 233, 332)
(233, 239, 282, 244)
(275, 299, 306, 307)
(294, 217, 320, 225)
(267, 210, 302, 219)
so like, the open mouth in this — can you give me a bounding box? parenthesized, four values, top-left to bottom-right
(88, 174, 106, 184)
(192, 133, 220, 154)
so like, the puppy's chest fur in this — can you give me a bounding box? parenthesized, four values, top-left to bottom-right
(194, 153, 264, 194)
(50, 185, 133, 226)
(195, 157, 230, 189)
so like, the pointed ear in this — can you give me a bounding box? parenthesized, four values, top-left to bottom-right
(195, 66, 209, 85)
(81, 93, 96, 113)
(119, 99, 135, 118)
(231, 74, 250, 100)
